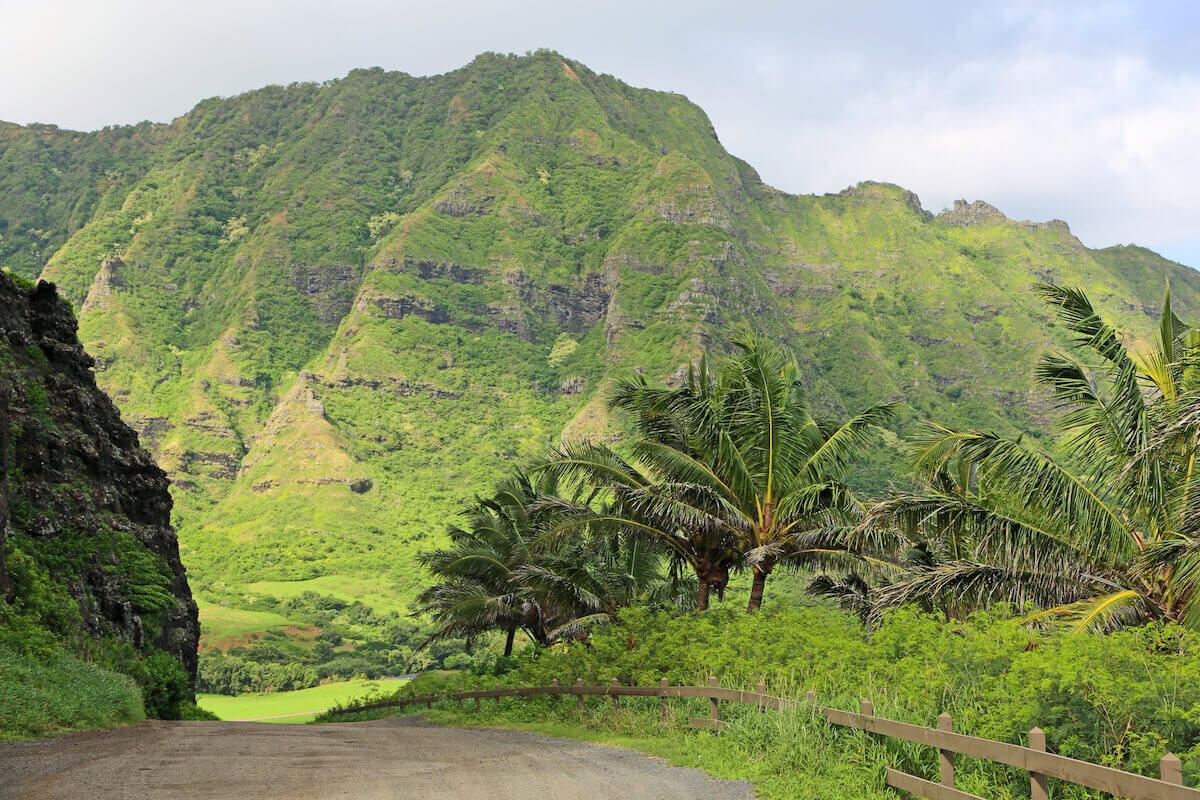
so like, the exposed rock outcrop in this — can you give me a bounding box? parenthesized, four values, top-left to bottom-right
(0, 273, 199, 681)
(938, 199, 1007, 226)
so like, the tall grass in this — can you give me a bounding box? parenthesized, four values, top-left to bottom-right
(0, 643, 144, 740)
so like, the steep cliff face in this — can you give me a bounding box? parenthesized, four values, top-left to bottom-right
(0, 271, 198, 679)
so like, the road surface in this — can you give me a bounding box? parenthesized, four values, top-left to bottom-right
(0, 717, 757, 799)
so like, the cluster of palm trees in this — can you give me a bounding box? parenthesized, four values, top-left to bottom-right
(418, 332, 895, 646)
(419, 284, 1200, 653)
(416, 471, 694, 655)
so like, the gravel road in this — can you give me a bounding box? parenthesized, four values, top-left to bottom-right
(0, 717, 757, 799)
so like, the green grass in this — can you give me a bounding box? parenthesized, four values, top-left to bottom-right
(0, 643, 145, 741)
(197, 678, 404, 724)
(242, 575, 406, 615)
(197, 598, 302, 650)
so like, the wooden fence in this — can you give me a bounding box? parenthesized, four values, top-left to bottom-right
(338, 678, 1196, 800)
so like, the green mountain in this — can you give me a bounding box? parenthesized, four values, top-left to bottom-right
(3, 50, 1198, 641)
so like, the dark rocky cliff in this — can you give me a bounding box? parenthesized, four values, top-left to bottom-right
(0, 272, 198, 680)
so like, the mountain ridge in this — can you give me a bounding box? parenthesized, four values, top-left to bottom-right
(2, 49, 1198, 639)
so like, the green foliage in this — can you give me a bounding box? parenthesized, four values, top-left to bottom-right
(135, 650, 192, 719)
(195, 588, 480, 690)
(861, 284, 1200, 630)
(417, 468, 694, 652)
(324, 606, 1200, 797)
(0, 642, 144, 740)
(0, 550, 85, 654)
(198, 651, 320, 694)
(543, 334, 892, 611)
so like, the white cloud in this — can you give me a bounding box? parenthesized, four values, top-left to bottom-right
(1, 0, 1198, 265)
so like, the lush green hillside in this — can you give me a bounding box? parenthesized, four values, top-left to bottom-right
(4, 50, 1199, 652)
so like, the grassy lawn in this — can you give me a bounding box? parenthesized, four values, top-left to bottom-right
(242, 574, 406, 615)
(196, 598, 305, 651)
(198, 678, 404, 724)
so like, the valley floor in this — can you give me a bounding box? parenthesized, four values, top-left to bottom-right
(197, 678, 403, 724)
(0, 717, 756, 800)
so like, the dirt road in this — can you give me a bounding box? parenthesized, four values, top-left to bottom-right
(0, 717, 757, 799)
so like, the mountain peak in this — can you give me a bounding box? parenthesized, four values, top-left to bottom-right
(938, 199, 1007, 225)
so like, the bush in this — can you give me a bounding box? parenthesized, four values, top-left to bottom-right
(197, 651, 320, 695)
(136, 651, 192, 720)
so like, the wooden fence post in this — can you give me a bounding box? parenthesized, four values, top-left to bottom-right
(756, 680, 767, 712)
(938, 712, 954, 788)
(860, 699, 874, 717)
(1029, 727, 1049, 800)
(611, 678, 620, 710)
(474, 695, 480, 711)
(806, 689, 816, 708)
(659, 677, 669, 723)
(709, 676, 720, 722)
(576, 678, 585, 711)
(551, 678, 559, 703)
(1161, 753, 1183, 785)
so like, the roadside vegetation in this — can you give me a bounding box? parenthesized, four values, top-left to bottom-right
(321, 605, 1200, 798)
(0, 642, 144, 741)
(0, 551, 213, 740)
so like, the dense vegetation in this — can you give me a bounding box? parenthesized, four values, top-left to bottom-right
(6, 51, 1200, 669)
(0, 642, 145, 740)
(413, 288, 1199, 658)
(860, 285, 1200, 629)
(195, 589, 477, 694)
(323, 606, 1200, 799)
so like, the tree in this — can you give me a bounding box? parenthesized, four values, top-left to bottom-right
(417, 470, 691, 654)
(545, 334, 893, 612)
(417, 471, 552, 656)
(539, 439, 741, 611)
(865, 284, 1200, 631)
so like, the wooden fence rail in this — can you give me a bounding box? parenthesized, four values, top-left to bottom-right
(336, 679, 1196, 800)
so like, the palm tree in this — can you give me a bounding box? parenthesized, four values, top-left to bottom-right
(418, 471, 694, 654)
(416, 471, 551, 656)
(538, 440, 742, 611)
(520, 527, 697, 635)
(864, 284, 1200, 631)
(545, 334, 894, 612)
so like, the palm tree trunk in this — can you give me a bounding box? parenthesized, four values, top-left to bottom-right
(695, 578, 710, 611)
(503, 625, 516, 658)
(747, 565, 771, 612)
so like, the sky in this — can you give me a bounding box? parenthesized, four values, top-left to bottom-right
(3, 0, 1199, 267)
